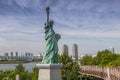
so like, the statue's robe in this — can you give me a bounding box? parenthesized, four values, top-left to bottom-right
(41, 21, 60, 64)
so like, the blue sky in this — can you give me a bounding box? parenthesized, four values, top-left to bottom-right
(0, 0, 120, 56)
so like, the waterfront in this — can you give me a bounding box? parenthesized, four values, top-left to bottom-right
(0, 62, 40, 72)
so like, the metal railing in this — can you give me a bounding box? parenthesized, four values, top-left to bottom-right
(80, 66, 120, 80)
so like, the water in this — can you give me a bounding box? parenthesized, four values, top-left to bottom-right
(0, 62, 40, 72)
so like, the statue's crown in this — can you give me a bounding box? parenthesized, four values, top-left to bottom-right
(49, 20, 54, 24)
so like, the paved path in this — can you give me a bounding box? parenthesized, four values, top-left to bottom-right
(80, 66, 120, 80)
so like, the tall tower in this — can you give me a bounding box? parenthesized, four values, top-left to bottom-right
(62, 44, 69, 55)
(10, 52, 13, 56)
(16, 52, 18, 56)
(31, 53, 33, 56)
(4, 53, 8, 56)
(10, 52, 14, 59)
(112, 48, 115, 54)
(25, 52, 27, 56)
(72, 44, 78, 59)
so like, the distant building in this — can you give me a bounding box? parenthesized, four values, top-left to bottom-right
(25, 53, 26, 56)
(72, 44, 78, 59)
(10, 52, 13, 56)
(34, 53, 43, 61)
(0, 51, 35, 61)
(62, 44, 69, 55)
(28, 53, 30, 56)
(10, 52, 14, 59)
(4, 53, 9, 60)
(108, 47, 115, 54)
(117, 51, 120, 54)
(15, 52, 18, 56)
(4, 53, 8, 56)
(31, 53, 33, 56)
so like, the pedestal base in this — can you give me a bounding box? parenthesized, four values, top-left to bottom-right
(36, 64, 63, 80)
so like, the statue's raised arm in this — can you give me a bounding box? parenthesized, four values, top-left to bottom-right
(41, 6, 61, 64)
(46, 5, 50, 22)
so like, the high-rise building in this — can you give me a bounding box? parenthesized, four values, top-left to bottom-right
(108, 47, 115, 54)
(31, 53, 33, 56)
(62, 44, 68, 55)
(28, 53, 30, 56)
(25, 52, 27, 56)
(112, 48, 115, 54)
(10, 52, 14, 59)
(16, 52, 18, 56)
(4, 53, 8, 56)
(10, 52, 13, 56)
(72, 44, 78, 59)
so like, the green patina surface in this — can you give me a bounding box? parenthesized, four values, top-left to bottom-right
(41, 6, 61, 64)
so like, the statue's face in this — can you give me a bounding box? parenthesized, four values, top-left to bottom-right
(49, 20, 54, 28)
(45, 20, 54, 29)
(50, 20, 54, 25)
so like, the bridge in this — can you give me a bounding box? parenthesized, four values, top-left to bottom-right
(80, 66, 120, 80)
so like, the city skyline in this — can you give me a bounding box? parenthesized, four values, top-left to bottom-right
(0, 0, 120, 55)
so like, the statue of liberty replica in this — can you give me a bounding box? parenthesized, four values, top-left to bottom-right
(37, 6, 62, 80)
(41, 6, 61, 64)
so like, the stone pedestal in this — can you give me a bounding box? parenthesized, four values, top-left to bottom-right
(36, 64, 63, 80)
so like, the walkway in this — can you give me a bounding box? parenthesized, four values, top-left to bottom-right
(80, 66, 120, 80)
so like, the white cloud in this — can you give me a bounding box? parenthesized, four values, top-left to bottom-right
(0, 16, 43, 41)
(0, 37, 6, 41)
(60, 28, 120, 38)
(0, 0, 120, 55)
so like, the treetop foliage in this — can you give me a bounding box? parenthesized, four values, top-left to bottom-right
(0, 64, 39, 80)
(58, 52, 80, 80)
(80, 49, 120, 67)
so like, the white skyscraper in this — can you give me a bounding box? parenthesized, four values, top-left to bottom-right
(62, 44, 69, 55)
(72, 44, 78, 59)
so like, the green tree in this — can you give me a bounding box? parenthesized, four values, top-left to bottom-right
(0, 70, 4, 80)
(15, 64, 32, 80)
(80, 54, 93, 65)
(99, 53, 118, 66)
(31, 67, 39, 80)
(15, 64, 25, 74)
(94, 49, 120, 66)
(58, 53, 80, 80)
(94, 49, 112, 65)
(0, 64, 39, 80)
(108, 57, 120, 67)
(0, 70, 15, 80)
(20, 72, 32, 80)
(80, 49, 120, 67)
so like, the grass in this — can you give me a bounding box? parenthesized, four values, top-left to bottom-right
(0, 60, 30, 64)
